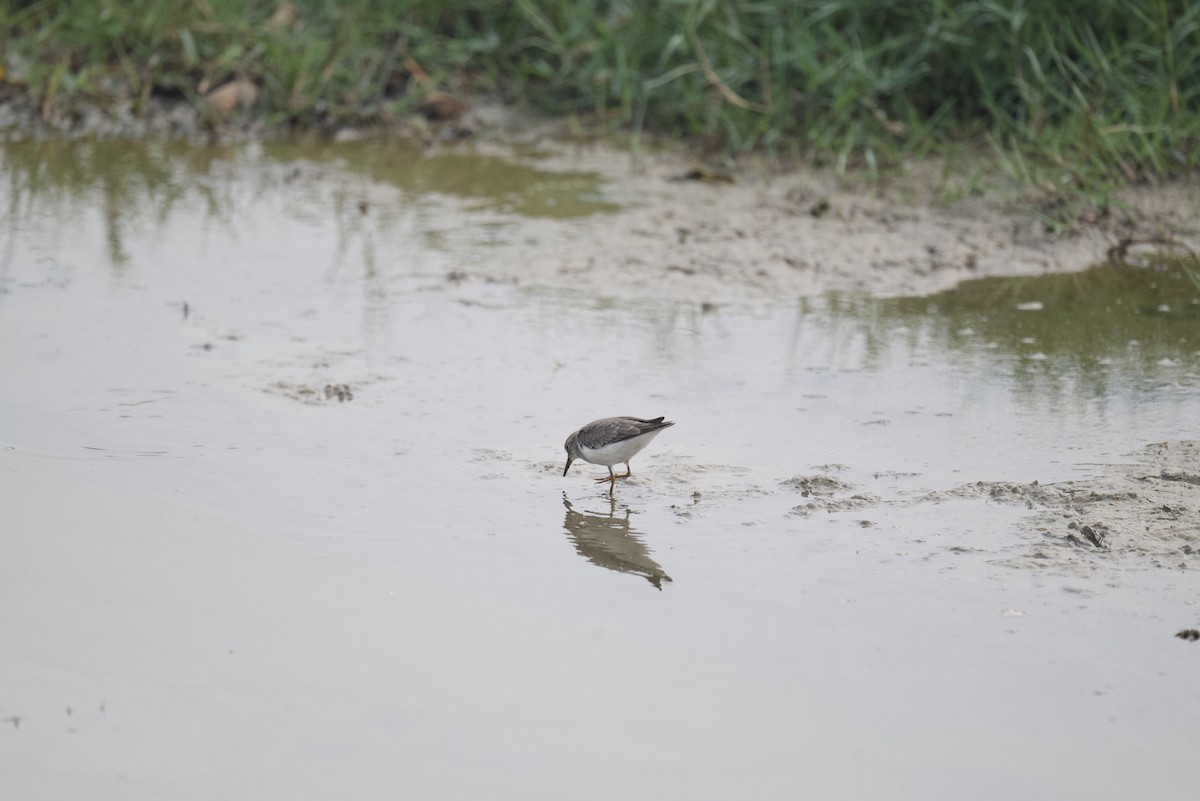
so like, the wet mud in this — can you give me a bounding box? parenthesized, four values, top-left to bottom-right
(765, 441, 1200, 572)
(931, 441, 1200, 571)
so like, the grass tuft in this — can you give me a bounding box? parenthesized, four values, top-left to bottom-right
(4, 0, 1200, 210)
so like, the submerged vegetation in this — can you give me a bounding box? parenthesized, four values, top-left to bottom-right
(4, 1, 1200, 192)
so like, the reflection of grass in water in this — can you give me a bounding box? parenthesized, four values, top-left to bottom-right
(262, 140, 619, 219)
(1181, 258, 1200, 293)
(869, 260, 1200, 404)
(0, 138, 616, 281)
(0, 138, 238, 272)
(792, 261, 1199, 416)
(884, 259, 1200, 359)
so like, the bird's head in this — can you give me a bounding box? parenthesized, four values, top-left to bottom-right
(563, 432, 580, 476)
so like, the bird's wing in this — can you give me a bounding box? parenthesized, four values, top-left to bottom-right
(577, 417, 670, 449)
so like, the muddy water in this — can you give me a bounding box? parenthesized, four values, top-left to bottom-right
(2, 139, 1199, 800)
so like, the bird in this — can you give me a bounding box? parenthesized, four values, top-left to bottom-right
(563, 416, 675, 492)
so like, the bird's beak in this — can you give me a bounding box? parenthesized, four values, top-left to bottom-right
(563, 457, 574, 477)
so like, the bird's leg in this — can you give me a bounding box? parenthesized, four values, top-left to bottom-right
(601, 464, 633, 481)
(593, 465, 616, 483)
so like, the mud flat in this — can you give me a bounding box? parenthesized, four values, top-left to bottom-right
(438, 131, 1200, 304)
(924, 440, 1200, 573)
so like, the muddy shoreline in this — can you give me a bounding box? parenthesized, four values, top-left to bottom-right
(6, 94, 1200, 304)
(465, 141, 1200, 304)
(4, 99, 1198, 577)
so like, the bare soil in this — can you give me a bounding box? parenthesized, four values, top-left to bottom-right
(443, 102, 1200, 305)
(485, 151, 1200, 304)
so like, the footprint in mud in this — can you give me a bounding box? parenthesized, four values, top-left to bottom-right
(323, 383, 353, 402)
(265, 381, 355, 405)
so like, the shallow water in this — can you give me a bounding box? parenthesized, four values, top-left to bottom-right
(2, 139, 1199, 800)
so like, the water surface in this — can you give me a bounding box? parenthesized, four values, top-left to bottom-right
(2, 139, 1198, 800)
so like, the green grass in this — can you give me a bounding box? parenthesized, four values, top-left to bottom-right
(4, 1, 1200, 208)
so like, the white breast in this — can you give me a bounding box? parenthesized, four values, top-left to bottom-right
(579, 429, 664, 466)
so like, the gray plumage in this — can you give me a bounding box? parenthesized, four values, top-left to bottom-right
(574, 416, 672, 450)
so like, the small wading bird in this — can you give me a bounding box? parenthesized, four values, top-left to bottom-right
(563, 416, 675, 492)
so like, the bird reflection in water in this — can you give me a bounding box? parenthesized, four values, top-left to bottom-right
(561, 493, 673, 590)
